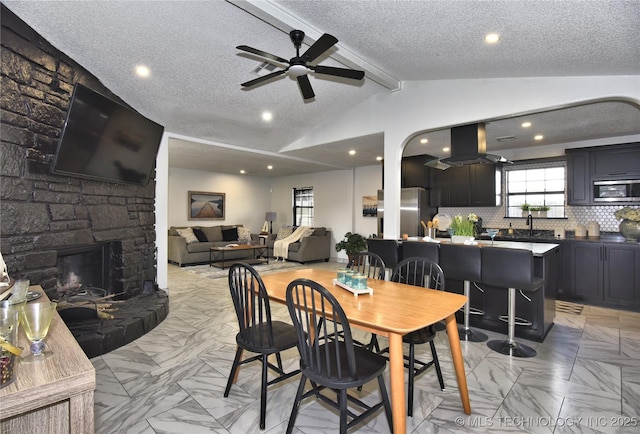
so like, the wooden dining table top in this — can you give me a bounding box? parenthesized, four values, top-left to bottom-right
(259, 268, 467, 335)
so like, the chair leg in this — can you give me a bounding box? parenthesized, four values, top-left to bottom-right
(430, 340, 445, 391)
(275, 352, 284, 371)
(286, 376, 307, 434)
(339, 389, 348, 434)
(224, 347, 243, 397)
(457, 280, 488, 342)
(260, 354, 268, 429)
(377, 374, 393, 433)
(407, 343, 415, 417)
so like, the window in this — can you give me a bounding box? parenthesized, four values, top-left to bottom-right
(506, 165, 566, 218)
(293, 187, 314, 226)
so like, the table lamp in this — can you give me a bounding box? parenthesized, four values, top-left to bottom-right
(265, 212, 276, 234)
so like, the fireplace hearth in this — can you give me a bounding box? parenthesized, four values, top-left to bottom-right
(51, 242, 169, 358)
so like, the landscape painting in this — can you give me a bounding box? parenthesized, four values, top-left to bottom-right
(188, 191, 225, 220)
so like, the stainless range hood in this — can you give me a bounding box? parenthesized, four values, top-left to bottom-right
(431, 123, 509, 169)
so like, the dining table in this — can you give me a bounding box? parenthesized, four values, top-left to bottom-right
(260, 268, 471, 434)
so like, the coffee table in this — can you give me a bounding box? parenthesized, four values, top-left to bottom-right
(209, 244, 269, 269)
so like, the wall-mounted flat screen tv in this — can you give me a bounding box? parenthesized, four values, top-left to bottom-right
(52, 83, 164, 186)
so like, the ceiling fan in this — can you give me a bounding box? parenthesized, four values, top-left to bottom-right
(237, 30, 365, 100)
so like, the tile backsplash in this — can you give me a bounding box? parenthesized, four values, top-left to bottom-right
(440, 204, 638, 233)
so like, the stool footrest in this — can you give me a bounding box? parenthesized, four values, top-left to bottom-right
(498, 315, 532, 327)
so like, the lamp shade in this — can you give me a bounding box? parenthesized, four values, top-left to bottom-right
(265, 212, 276, 221)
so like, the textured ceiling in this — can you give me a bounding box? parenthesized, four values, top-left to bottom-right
(3, 0, 639, 177)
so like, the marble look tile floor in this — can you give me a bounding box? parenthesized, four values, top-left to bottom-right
(91, 262, 640, 433)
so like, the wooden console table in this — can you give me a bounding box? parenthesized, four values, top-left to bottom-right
(0, 286, 95, 433)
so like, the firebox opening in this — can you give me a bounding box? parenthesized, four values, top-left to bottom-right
(55, 242, 120, 299)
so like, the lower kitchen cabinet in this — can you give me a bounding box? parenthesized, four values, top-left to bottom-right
(563, 241, 640, 310)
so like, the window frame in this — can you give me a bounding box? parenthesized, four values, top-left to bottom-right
(504, 162, 567, 219)
(292, 186, 314, 226)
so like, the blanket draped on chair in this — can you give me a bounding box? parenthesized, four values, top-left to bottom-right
(273, 226, 309, 260)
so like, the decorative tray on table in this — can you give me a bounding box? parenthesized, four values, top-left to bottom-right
(332, 279, 374, 297)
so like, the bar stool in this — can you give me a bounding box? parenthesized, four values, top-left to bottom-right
(366, 239, 399, 274)
(401, 241, 439, 263)
(439, 243, 488, 342)
(481, 247, 544, 358)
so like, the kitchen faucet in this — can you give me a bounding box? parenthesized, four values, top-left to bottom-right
(526, 214, 533, 237)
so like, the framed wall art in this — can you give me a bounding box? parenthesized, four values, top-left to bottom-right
(362, 195, 377, 217)
(188, 191, 225, 220)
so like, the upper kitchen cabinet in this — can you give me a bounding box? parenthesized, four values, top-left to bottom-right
(430, 163, 501, 207)
(401, 155, 431, 188)
(566, 143, 640, 205)
(566, 149, 591, 205)
(590, 143, 640, 179)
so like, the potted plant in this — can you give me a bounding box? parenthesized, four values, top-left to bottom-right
(520, 203, 530, 218)
(449, 214, 478, 243)
(335, 232, 368, 262)
(529, 205, 550, 218)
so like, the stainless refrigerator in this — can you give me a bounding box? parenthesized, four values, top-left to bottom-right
(377, 187, 435, 238)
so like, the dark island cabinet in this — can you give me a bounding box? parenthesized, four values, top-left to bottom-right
(563, 240, 640, 310)
(430, 163, 500, 207)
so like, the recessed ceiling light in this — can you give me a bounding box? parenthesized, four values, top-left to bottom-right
(521, 122, 532, 128)
(443, 147, 450, 152)
(420, 138, 428, 144)
(376, 156, 383, 161)
(261, 111, 273, 122)
(240, 169, 246, 174)
(349, 150, 356, 155)
(484, 33, 500, 44)
(135, 65, 150, 78)
(534, 135, 544, 141)
(267, 165, 273, 170)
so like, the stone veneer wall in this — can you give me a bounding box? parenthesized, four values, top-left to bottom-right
(0, 6, 156, 297)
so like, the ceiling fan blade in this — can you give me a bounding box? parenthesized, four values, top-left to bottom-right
(312, 65, 365, 80)
(301, 33, 338, 63)
(241, 69, 287, 87)
(236, 45, 288, 64)
(296, 75, 315, 100)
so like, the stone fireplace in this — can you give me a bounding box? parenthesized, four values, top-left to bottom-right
(0, 6, 168, 358)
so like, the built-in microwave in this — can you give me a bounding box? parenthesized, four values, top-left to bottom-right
(593, 179, 640, 202)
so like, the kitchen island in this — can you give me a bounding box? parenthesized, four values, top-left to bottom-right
(398, 238, 560, 341)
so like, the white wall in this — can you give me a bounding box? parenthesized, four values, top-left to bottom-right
(168, 167, 271, 232)
(353, 165, 382, 238)
(269, 169, 356, 262)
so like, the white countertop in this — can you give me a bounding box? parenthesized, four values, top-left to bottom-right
(403, 237, 559, 256)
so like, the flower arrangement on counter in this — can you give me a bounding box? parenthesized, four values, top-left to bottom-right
(450, 213, 478, 236)
(614, 207, 640, 222)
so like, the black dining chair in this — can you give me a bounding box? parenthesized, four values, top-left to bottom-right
(348, 251, 386, 352)
(224, 263, 300, 430)
(380, 256, 446, 417)
(285, 278, 393, 434)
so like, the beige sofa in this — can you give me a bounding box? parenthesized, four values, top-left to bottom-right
(168, 224, 259, 266)
(265, 227, 332, 264)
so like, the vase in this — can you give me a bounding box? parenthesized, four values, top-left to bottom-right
(451, 235, 475, 244)
(619, 219, 640, 241)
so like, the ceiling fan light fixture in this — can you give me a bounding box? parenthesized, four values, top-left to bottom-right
(289, 64, 308, 77)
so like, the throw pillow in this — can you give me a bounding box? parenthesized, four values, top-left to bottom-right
(300, 227, 315, 238)
(222, 227, 239, 241)
(176, 227, 199, 244)
(192, 228, 208, 242)
(237, 226, 252, 243)
(275, 226, 293, 240)
(201, 225, 222, 242)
